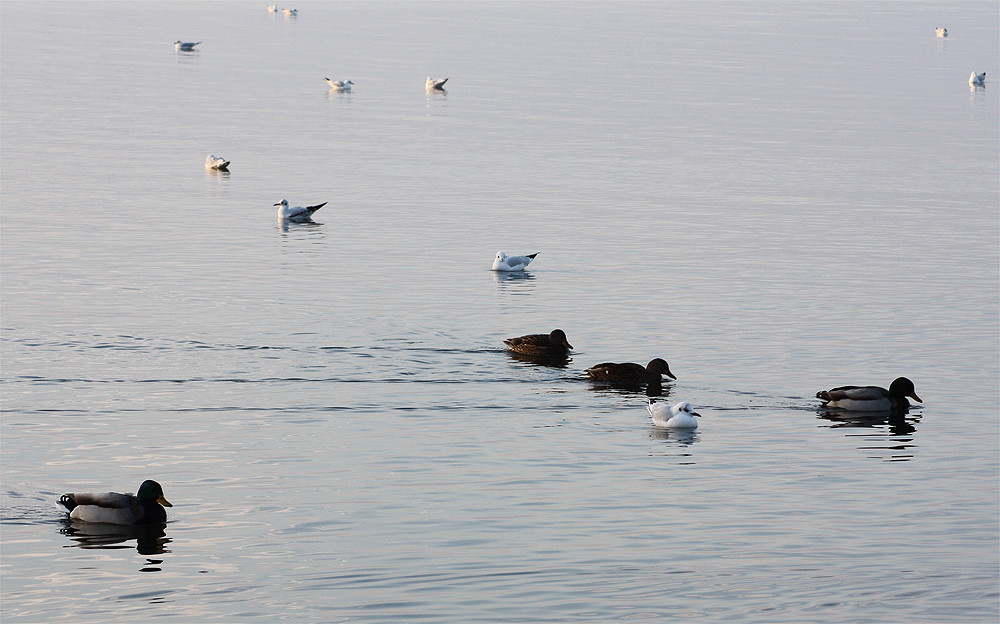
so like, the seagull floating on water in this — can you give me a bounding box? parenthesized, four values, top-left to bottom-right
(970, 71, 986, 86)
(205, 155, 230, 171)
(426, 77, 449, 91)
(816, 377, 922, 412)
(275, 199, 326, 223)
(267, 4, 279, 12)
(935, 27, 948, 37)
(648, 400, 701, 429)
(174, 41, 200, 51)
(283, 8, 297, 16)
(492, 251, 537, 271)
(325, 78, 354, 92)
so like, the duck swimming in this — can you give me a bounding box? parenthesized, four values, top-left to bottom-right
(585, 358, 676, 384)
(648, 400, 701, 428)
(816, 377, 922, 412)
(57, 480, 172, 525)
(503, 329, 572, 356)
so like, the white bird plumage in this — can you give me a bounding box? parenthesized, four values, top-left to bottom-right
(325, 78, 354, 91)
(935, 27, 947, 37)
(283, 8, 297, 16)
(970, 71, 986, 86)
(174, 41, 200, 51)
(267, 4, 279, 12)
(205, 155, 230, 171)
(647, 400, 701, 429)
(426, 77, 449, 91)
(275, 199, 327, 223)
(492, 251, 538, 272)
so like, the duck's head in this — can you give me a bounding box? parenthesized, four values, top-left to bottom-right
(137, 480, 172, 508)
(888, 377, 921, 403)
(549, 329, 572, 350)
(648, 358, 677, 380)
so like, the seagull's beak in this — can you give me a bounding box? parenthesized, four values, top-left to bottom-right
(157, 495, 173, 508)
(692, 412, 702, 418)
(273, 202, 281, 206)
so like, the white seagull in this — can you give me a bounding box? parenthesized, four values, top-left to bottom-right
(174, 41, 200, 51)
(267, 4, 279, 12)
(325, 78, 354, 92)
(283, 8, 297, 16)
(492, 251, 538, 272)
(970, 71, 986, 86)
(647, 400, 702, 429)
(275, 199, 326, 223)
(205, 155, 230, 171)
(426, 77, 449, 91)
(935, 27, 947, 37)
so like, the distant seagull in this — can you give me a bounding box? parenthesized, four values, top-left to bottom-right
(935, 27, 947, 37)
(283, 8, 297, 16)
(275, 199, 326, 223)
(970, 71, 986, 86)
(492, 251, 537, 272)
(267, 4, 279, 12)
(426, 77, 449, 91)
(325, 78, 354, 92)
(174, 41, 200, 51)
(647, 400, 701, 429)
(205, 155, 230, 171)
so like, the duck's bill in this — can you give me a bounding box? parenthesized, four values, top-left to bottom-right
(908, 392, 922, 403)
(158, 496, 173, 507)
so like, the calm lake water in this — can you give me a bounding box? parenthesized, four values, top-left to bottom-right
(2, 2, 998, 622)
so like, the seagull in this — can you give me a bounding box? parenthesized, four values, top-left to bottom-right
(275, 199, 326, 223)
(935, 27, 947, 37)
(426, 77, 449, 91)
(970, 71, 986, 86)
(647, 400, 701, 429)
(325, 78, 354, 92)
(267, 4, 279, 12)
(492, 251, 537, 271)
(283, 8, 297, 16)
(174, 41, 200, 51)
(205, 155, 230, 171)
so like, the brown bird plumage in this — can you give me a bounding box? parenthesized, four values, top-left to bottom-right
(584, 358, 676, 384)
(503, 329, 573, 356)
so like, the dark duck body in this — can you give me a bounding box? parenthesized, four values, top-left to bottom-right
(816, 376, 921, 412)
(585, 358, 676, 384)
(503, 329, 573, 356)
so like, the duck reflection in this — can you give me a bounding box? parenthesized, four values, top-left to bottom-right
(588, 380, 669, 398)
(59, 519, 171, 557)
(505, 349, 571, 369)
(817, 407, 922, 461)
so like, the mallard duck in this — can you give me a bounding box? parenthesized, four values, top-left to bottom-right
(503, 329, 572, 356)
(585, 358, 676, 384)
(57, 480, 172, 525)
(970, 72, 986, 86)
(325, 78, 354, 92)
(816, 377, 922, 412)
(648, 400, 701, 428)
(492, 252, 538, 272)
(935, 27, 947, 37)
(275, 199, 327, 223)
(174, 41, 200, 51)
(205, 155, 230, 171)
(426, 77, 449, 91)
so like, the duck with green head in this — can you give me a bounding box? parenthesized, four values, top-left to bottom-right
(816, 377, 922, 412)
(57, 480, 172, 525)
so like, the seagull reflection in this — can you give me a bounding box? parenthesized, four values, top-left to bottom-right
(59, 519, 170, 556)
(650, 425, 698, 445)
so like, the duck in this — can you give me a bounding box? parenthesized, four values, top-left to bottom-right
(585, 358, 676, 384)
(205, 154, 230, 171)
(426, 77, 449, 91)
(492, 251, 538, 272)
(275, 199, 326, 223)
(815, 376, 922, 412)
(325, 78, 354, 92)
(174, 41, 200, 51)
(56, 480, 172, 525)
(648, 400, 701, 429)
(503, 329, 572, 356)
(970, 72, 986, 86)
(935, 27, 947, 37)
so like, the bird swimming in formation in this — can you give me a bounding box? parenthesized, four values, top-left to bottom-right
(935, 27, 947, 37)
(275, 199, 327, 223)
(970, 71, 986, 86)
(205, 154, 230, 171)
(492, 252, 538, 272)
(56, 480, 172, 525)
(426, 77, 449, 91)
(815, 377, 922, 412)
(648, 400, 701, 429)
(504, 329, 573, 356)
(174, 41, 200, 51)
(325, 78, 354, 92)
(584, 358, 676, 384)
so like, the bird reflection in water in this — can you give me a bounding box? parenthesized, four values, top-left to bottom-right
(818, 407, 922, 461)
(59, 519, 171, 561)
(505, 349, 571, 369)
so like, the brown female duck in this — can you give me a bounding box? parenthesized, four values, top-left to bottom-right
(503, 329, 573, 356)
(584, 358, 676, 384)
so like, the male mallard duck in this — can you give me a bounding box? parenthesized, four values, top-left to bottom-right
(816, 377, 921, 412)
(57, 480, 172, 525)
(648, 400, 701, 429)
(970, 72, 986, 86)
(492, 251, 538, 272)
(503, 329, 572, 356)
(585, 358, 676, 384)
(275, 199, 327, 223)
(426, 77, 449, 91)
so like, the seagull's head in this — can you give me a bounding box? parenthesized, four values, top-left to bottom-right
(672, 402, 702, 418)
(274, 199, 288, 208)
(496, 252, 508, 261)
